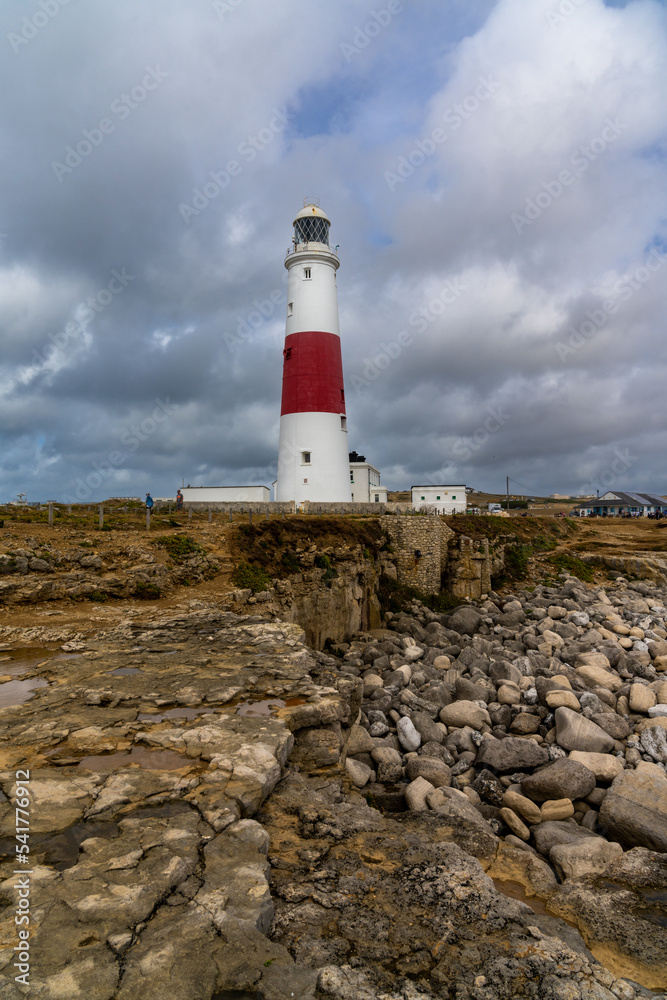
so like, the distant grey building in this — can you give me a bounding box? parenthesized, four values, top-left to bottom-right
(573, 491, 667, 516)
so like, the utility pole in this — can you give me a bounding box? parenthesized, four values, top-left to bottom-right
(506, 476, 510, 511)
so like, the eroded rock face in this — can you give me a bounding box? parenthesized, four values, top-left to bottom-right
(0, 566, 666, 998)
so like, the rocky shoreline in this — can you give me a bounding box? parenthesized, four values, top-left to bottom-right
(0, 570, 664, 998)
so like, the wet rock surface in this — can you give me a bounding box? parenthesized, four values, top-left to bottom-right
(0, 571, 664, 998)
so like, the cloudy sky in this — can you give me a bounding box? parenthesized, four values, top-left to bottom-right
(1, 0, 666, 503)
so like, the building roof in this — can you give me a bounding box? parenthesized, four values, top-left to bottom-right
(294, 203, 330, 224)
(573, 491, 667, 508)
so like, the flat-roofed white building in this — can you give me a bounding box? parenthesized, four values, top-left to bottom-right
(180, 486, 269, 504)
(412, 485, 467, 514)
(349, 462, 388, 503)
(350, 462, 387, 503)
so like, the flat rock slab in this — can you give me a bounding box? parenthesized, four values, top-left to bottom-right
(0, 611, 342, 998)
(547, 847, 667, 990)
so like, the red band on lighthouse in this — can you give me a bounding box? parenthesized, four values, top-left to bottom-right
(281, 330, 346, 415)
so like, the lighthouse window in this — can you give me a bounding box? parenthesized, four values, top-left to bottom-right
(301, 452, 311, 464)
(294, 216, 329, 245)
(303, 268, 311, 279)
(284, 347, 292, 360)
(287, 302, 293, 317)
(340, 416, 347, 431)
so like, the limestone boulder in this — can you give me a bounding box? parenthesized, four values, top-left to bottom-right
(549, 838, 623, 881)
(396, 715, 421, 752)
(521, 757, 596, 803)
(371, 746, 403, 784)
(554, 706, 615, 753)
(405, 755, 452, 788)
(474, 735, 549, 773)
(568, 751, 624, 783)
(405, 775, 434, 811)
(439, 700, 490, 730)
(345, 758, 373, 788)
(446, 606, 483, 635)
(629, 683, 657, 713)
(590, 713, 631, 740)
(599, 762, 667, 852)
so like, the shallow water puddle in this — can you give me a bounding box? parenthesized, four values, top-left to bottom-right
(492, 878, 550, 915)
(137, 706, 218, 723)
(0, 677, 49, 709)
(234, 696, 307, 717)
(77, 748, 191, 771)
(109, 667, 142, 676)
(31, 821, 120, 871)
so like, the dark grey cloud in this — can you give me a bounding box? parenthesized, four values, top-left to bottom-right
(0, 0, 665, 503)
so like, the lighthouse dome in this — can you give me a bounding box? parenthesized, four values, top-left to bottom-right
(293, 201, 330, 246)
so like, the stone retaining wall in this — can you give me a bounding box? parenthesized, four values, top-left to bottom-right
(155, 501, 296, 514)
(385, 517, 456, 595)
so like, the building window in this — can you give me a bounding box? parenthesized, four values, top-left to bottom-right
(350, 472, 354, 482)
(302, 452, 310, 464)
(287, 302, 293, 317)
(374, 494, 380, 502)
(341, 416, 347, 430)
(436, 496, 440, 500)
(452, 495, 456, 500)
(304, 267, 311, 279)
(421, 496, 425, 501)
(303, 478, 308, 484)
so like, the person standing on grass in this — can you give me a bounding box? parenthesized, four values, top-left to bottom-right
(145, 493, 154, 511)
(176, 489, 183, 510)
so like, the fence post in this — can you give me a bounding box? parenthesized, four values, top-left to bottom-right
(249, 511, 252, 525)
(208, 507, 212, 523)
(265, 511, 269, 520)
(67, 505, 72, 514)
(123, 506, 127, 515)
(48, 503, 54, 527)
(188, 507, 193, 521)
(99, 504, 104, 529)
(229, 511, 232, 522)
(146, 508, 151, 530)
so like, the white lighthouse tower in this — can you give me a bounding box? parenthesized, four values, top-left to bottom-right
(276, 201, 352, 504)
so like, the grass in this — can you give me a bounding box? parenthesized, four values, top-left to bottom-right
(154, 534, 205, 562)
(232, 562, 272, 593)
(134, 581, 162, 599)
(233, 516, 384, 579)
(547, 552, 594, 582)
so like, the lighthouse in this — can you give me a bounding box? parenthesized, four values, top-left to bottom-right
(275, 201, 352, 504)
